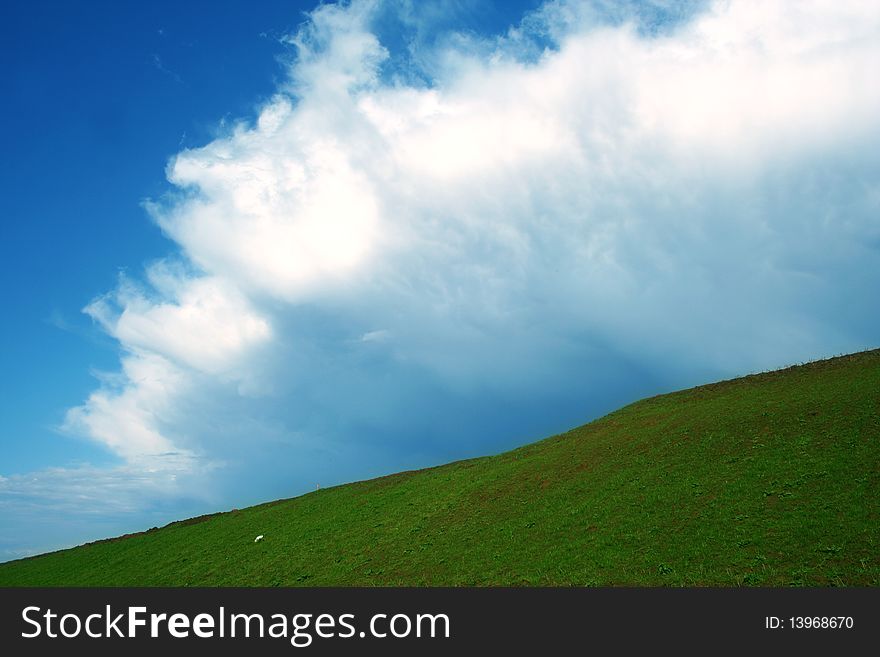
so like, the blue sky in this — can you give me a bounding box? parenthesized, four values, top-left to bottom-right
(2, 0, 879, 561)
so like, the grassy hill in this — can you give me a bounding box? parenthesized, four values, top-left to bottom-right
(1, 350, 878, 586)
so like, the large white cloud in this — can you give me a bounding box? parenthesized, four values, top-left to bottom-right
(4, 0, 880, 555)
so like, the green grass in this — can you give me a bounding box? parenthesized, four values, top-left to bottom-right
(2, 350, 879, 586)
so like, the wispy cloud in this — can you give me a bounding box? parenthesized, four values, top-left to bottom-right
(151, 53, 184, 84)
(0, 461, 217, 560)
(0, 461, 200, 515)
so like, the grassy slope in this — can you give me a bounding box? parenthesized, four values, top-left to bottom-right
(1, 350, 878, 586)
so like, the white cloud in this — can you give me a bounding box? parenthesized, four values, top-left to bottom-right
(0, 462, 197, 515)
(160, 128, 383, 301)
(0, 461, 216, 560)
(360, 329, 391, 343)
(86, 269, 271, 376)
(10, 0, 879, 547)
(76, 0, 880, 436)
(629, 0, 880, 157)
(62, 351, 192, 463)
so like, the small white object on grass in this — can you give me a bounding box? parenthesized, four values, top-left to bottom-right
(254, 535, 264, 543)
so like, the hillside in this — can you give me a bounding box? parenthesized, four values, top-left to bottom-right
(1, 350, 878, 586)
